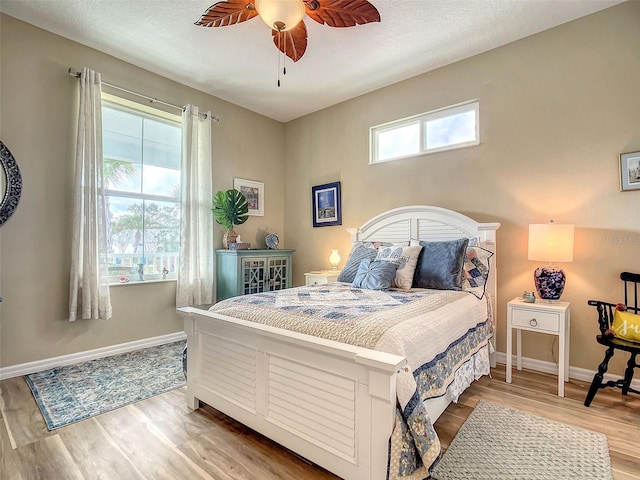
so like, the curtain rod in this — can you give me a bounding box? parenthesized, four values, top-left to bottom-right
(68, 68, 219, 122)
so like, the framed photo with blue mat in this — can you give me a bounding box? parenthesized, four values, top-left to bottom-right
(312, 181, 341, 227)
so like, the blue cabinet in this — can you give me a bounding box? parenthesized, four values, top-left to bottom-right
(215, 249, 295, 302)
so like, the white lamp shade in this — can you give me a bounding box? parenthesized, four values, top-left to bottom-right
(255, 0, 305, 31)
(528, 223, 574, 263)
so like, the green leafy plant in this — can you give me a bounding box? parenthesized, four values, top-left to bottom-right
(211, 189, 249, 230)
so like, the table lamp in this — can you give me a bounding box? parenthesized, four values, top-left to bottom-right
(329, 249, 340, 270)
(528, 221, 574, 301)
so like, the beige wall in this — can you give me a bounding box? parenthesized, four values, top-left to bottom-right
(0, 15, 285, 367)
(2, 3, 639, 377)
(284, 2, 640, 375)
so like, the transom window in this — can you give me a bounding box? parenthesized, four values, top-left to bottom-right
(370, 101, 479, 164)
(102, 94, 182, 284)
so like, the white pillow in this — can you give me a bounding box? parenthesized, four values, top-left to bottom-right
(375, 244, 423, 290)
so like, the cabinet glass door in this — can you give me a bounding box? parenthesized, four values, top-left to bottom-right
(242, 257, 267, 295)
(267, 257, 289, 291)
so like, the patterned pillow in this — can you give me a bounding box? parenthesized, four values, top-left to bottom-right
(375, 244, 423, 290)
(352, 259, 399, 290)
(337, 241, 393, 283)
(462, 246, 494, 299)
(412, 238, 469, 290)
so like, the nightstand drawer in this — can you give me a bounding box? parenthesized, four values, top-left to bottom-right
(305, 270, 341, 285)
(306, 276, 330, 285)
(510, 308, 560, 333)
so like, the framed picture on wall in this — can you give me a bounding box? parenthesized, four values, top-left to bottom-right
(619, 151, 640, 192)
(234, 178, 264, 216)
(312, 182, 342, 227)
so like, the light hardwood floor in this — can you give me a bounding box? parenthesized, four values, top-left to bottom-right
(2, 365, 639, 479)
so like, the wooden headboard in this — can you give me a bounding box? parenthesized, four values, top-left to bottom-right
(346, 205, 501, 317)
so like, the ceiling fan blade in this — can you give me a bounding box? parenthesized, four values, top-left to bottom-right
(305, 0, 380, 27)
(195, 0, 258, 27)
(272, 21, 308, 62)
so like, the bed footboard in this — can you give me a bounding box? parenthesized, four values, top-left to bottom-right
(179, 307, 405, 480)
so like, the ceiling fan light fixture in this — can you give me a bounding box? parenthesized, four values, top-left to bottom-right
(195, 0, 380, 65)
(255, 0, 305, 32)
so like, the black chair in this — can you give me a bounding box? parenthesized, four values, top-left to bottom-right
(584, 272, 640, 407)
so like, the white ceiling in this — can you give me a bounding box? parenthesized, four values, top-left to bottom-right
(0, 0, 624, 122)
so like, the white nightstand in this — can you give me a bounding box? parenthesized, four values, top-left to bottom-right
(304, 270, 341, 285)
(506, 297, 571, 397)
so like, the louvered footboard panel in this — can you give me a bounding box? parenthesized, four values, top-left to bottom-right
(266, 354, 357, 461)
(200, 332, 257, 412)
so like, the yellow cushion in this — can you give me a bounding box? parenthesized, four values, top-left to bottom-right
(612, 310, 640, 343)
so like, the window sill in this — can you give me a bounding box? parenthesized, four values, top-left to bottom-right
(110, 278, 177, 287)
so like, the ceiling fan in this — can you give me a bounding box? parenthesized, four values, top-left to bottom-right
(195, 0, 381, 63)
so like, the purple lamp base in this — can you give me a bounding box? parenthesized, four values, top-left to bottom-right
(534, 266, 566, 300)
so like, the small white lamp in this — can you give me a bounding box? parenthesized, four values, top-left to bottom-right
(329, 249, 340, 270)
(528, 221, 574, 301)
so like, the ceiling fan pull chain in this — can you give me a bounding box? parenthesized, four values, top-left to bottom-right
(277, 34, 288, 87)
(277, 55, 281, 87)
(277, 33, 282, 87)
(283, 38, 287, 76)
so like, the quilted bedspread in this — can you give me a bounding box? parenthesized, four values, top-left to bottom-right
(208, 282, 492, 479)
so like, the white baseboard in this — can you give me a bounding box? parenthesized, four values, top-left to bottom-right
(0, 331, 187, 380)
(495, 351, 640, 393)
(3, 340, 637, 394)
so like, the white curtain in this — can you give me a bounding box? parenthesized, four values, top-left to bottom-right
(69, 67, 112, 321)
(176, 105, 214, 307)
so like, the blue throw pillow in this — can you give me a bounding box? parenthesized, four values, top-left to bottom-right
(412, 238, 469, 290)
(352, 259, 399, 290)
(337, 242, 381, 283)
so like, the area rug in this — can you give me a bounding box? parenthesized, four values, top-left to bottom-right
(431, 400, 612, 480)
(24, 340, 186, 430)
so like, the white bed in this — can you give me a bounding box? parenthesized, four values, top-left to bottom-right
(178, 205, 500, 480)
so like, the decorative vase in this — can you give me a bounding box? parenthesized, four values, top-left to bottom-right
(223, 229, 238, 249)
(533, 266, 566, 301)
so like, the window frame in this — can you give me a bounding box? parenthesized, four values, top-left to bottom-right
(101, 93, 182, 285)
(369, 100, 480, 164)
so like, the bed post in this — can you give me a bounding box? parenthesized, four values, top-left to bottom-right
(478, 223, 500, 368)
(181, 308, 200, 410)
(366, 367, 400, 480)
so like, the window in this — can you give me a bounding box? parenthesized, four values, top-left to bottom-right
(102, 94, 182, 283)
(370, 101, 479, 164)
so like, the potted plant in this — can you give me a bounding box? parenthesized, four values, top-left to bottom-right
(211, 188, 249, 248)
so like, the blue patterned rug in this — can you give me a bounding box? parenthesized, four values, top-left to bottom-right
(24, 340, 186, 430)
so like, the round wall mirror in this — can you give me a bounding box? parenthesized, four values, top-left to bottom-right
(0, 141, 22, 227)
